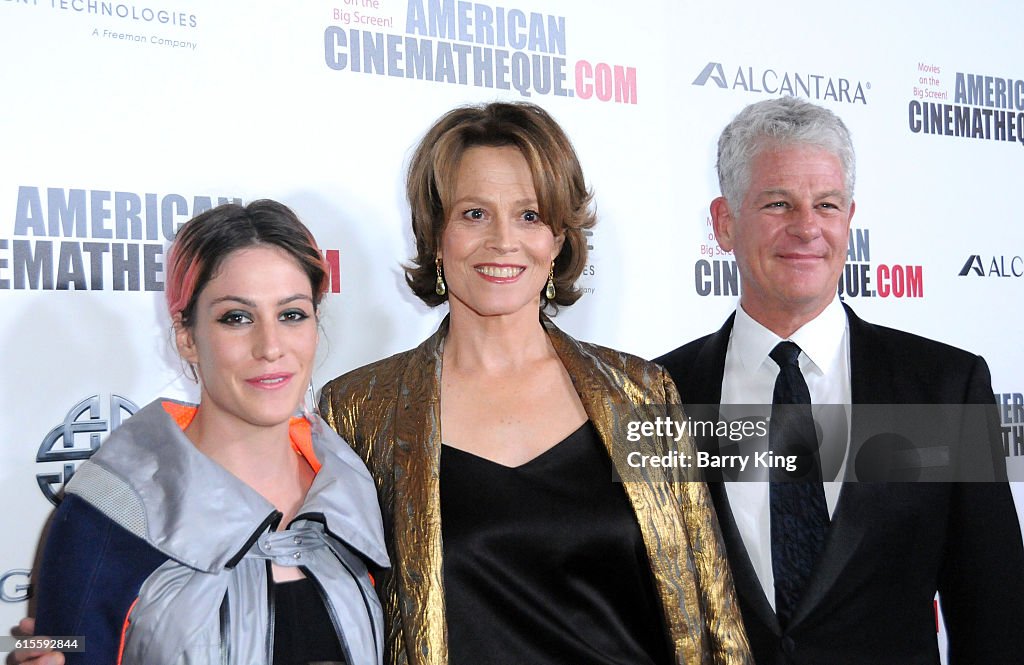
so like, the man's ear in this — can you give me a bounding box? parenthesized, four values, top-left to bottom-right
(174, 313, 199, 365)
(710, 196, 736, 252)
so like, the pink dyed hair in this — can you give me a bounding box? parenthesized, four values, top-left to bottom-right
(165, 200, 330, 325)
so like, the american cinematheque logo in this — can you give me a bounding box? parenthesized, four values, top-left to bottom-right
(323, 0, 638, 105)
(0, 186, 342, 293)
(908, 62, 1024, 146)
(692, 222, 924, 300)
(836, 228, 923, 299)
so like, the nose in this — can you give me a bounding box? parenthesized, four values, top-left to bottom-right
(788, 205, 822, 242)
(485, 216, 518, 254)
(253, 319, 284, 361)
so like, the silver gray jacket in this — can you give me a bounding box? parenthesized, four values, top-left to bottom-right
(66, 398, 389, 665)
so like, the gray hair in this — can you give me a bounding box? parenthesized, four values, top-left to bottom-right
(717, 96, 856, 210)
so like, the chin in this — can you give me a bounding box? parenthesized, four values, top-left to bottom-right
(456, 293, 542, 318)
(246, 411, 302, 429)
(777, 292, 834, 312)
(247, 395, 305, 423)
(778, 277, 834, 299)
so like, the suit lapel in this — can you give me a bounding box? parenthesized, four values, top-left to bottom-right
(845, 304, 896, 406)
(683, 313, 733, 406)
(693, 306, 905, 631)
(787, 305, 892, 627)
(392, 319, 448, 665)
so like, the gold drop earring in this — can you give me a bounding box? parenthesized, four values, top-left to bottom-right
(545, 262, 556, 300)
(435, 256, 447, 296)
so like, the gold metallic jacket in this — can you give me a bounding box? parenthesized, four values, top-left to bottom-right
(319, 317, 752, 665)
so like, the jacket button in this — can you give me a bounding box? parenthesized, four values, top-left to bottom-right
(293, 552, 302, 560)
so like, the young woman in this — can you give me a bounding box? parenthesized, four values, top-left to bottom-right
(32, 200, 388, 665)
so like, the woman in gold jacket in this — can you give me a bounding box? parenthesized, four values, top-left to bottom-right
(320, 102, 751, 665)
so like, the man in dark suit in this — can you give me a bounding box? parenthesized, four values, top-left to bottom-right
(656, 96, 1024, 664)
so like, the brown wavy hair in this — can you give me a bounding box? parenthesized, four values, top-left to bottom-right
(404, 102, 596, 308)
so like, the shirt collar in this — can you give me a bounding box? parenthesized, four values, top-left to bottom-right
(733, 296, 847, 376)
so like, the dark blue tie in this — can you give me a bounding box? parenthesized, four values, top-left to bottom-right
(769, 341, 829, 628)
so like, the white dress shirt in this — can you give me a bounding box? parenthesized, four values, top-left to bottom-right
(720, 295, 851, 610)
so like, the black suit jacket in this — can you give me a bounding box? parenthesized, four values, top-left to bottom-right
(655, 305, 1024, 665)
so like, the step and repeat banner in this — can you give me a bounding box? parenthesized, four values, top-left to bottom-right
(1, 0, 1021, 644)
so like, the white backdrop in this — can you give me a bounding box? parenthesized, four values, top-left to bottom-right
(2, 0, 1022, 648)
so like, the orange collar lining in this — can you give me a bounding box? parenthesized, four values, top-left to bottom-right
(160, 401, 321, 473)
